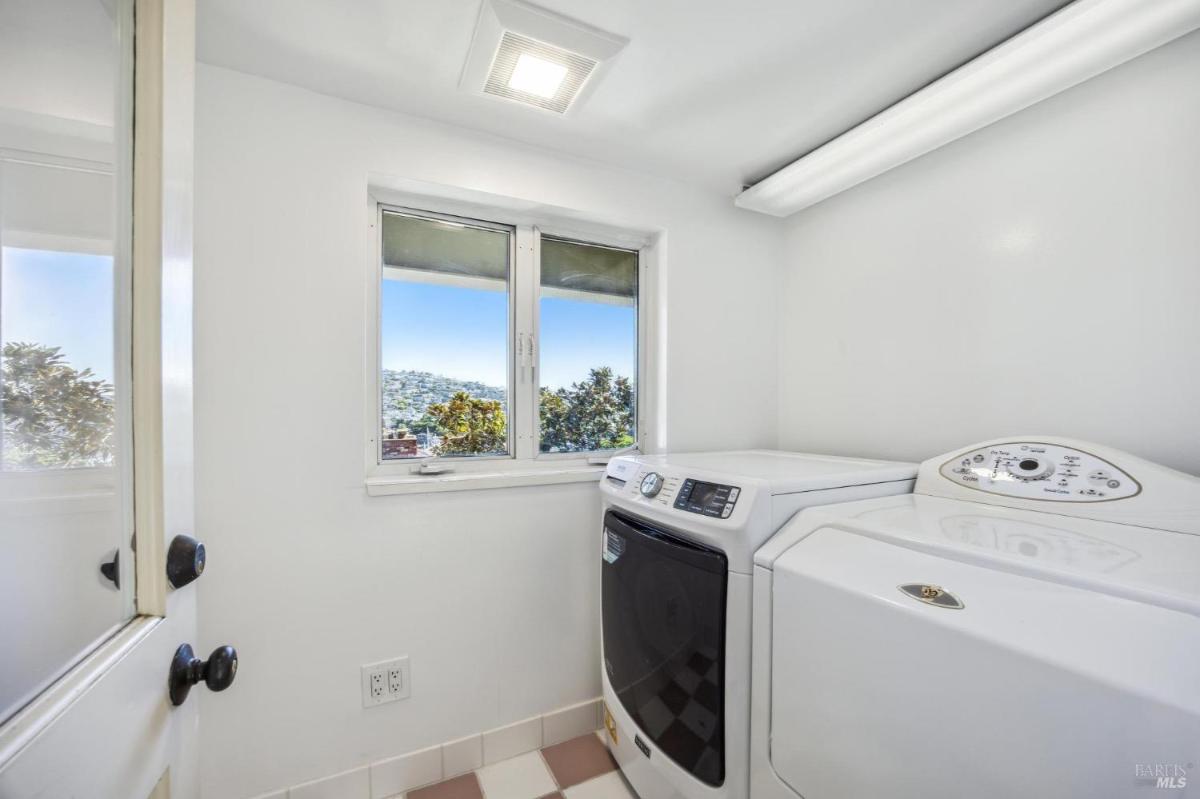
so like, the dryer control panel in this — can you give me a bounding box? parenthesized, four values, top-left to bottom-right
(674, 478, 741, 519)
(939, 442, 1141, 502)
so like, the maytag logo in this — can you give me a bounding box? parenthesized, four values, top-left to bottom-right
(1135, 763, 1190, 789)
(634, 734, 650, 758)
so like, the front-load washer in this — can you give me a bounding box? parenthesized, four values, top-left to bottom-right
(598, 450, 917, 799)
(752, 437, 1200, 799)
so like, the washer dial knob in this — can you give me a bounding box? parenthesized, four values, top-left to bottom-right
(640, 472, 664, 498)
(1007, 456, 1055, 482)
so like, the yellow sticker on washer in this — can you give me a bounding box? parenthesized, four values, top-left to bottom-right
(603, 703, 618, 746)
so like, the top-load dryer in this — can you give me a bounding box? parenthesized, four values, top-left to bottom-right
(752, 438, 1200, 799)
(598, 450, 917, 799)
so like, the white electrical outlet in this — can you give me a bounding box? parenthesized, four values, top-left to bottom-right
(387, 664, 404, 695)
(361, 656, 411, 708)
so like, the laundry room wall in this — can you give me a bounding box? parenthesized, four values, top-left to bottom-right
(775, 30, 1200, 474)
(192, 64, 782, 798)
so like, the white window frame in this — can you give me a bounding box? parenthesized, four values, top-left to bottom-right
(364, 189, 658, 495)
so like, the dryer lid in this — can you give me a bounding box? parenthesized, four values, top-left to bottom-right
(798, 493, 1200, 614)
(767, 527, 1200, 799)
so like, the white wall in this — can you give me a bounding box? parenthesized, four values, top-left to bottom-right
(776, 30, 1200, 475)
(193, 64, 781, 798)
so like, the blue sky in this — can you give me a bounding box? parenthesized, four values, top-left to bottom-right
(1, 247, 114, 382)
(381, 280, 634, 390)
(1, 252, 634, 393)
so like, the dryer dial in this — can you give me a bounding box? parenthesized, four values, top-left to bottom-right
(640, 472, 664, 498)
(1007, 457, 1055, 482)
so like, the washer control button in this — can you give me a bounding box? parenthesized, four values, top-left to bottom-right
(721, 503, 734, 518)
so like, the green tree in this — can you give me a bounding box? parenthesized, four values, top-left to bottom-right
(409, 411, 440, 435)
(540, 367, 634, 453)
(1, 342, 114, 469)
(427, 391, 507, 455)
(382, 390, 410, 438)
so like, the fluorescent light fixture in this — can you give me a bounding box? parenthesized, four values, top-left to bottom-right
(461, 0, 628, 114)
(508, 52, 568, 98)
(736, 0, 1200, 217)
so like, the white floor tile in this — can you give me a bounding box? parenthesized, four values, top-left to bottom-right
(563, 771, 638, 799)
(476, 751, 558, 799)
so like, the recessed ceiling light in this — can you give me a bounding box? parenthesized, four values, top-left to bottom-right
(508, 52, 568, 98)
(483, 32, 595, 113)
(461, 0, 628, 115)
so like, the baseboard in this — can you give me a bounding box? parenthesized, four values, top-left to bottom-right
(251, 697, 604, 799)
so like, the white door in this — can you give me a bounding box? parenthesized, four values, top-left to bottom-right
(0, 1, 209, 797)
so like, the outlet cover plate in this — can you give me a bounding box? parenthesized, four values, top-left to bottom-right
(361, 656, 411, 708)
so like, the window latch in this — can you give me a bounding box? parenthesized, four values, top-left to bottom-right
(517, 333, 535, 382)
(516, 334, 526, 383)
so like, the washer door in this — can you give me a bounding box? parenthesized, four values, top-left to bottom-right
(602, 509, 727, 786)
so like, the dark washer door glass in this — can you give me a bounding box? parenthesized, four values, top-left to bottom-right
(601, 509, 727, 786)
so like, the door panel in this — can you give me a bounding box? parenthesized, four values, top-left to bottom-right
(601, 509, 727, 787)
(0, 1, 199, 797)
(0, 0, 134, 726)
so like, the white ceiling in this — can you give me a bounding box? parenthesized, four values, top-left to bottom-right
(196, 0, 1071, 193)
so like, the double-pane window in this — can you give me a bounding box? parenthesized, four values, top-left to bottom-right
(377, 207, 640, 464)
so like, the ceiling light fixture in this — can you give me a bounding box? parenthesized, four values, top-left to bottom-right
(461, 0, 628, 114)
(736, 0, 1200, 217)
(508, 52, 569, 98)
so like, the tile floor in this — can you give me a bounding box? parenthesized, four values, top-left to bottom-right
(405, 732, 636, 799)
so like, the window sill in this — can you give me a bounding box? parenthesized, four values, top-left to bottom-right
(365, 464, 605, 496)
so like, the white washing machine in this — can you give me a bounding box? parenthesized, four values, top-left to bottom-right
(598, 450, 917, 799)
(752, 437, 1200, 799)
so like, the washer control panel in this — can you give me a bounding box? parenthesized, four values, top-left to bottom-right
(674, 478, 741, 519)
(939, 442, 1140, 502)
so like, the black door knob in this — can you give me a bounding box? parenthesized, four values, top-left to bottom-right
(99, 550, 120, 589)
(167, 534, 206, 588)
(168, 643, 237, 706)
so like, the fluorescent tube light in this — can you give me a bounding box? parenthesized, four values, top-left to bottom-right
(736, 0, 1200, 217)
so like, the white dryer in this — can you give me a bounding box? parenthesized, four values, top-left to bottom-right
(598, 450, 917, 799)
(752, 438, 1200, 799)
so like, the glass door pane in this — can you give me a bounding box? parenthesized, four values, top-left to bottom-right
(0, 0, 133, 723)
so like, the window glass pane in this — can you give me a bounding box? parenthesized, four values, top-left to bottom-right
(0, 0, 133, 724)
(538, 237, 637, 453)
(380, 211, 510, 459)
